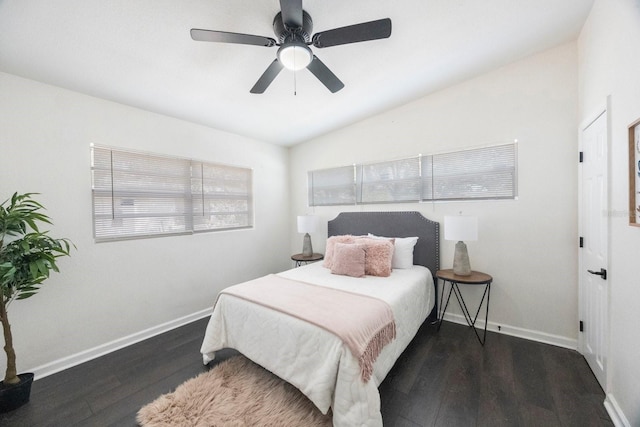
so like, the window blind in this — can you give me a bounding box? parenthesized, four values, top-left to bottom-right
(308, 165, 357, 206)
(91, 146, 253, 242)
(425, 143, 517, 201)
(191, 161, 253, 232)
(359, 157, 421, 203)
(308, 143, 517, 206)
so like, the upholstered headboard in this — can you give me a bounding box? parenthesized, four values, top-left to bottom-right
(327, 211, 440, 277)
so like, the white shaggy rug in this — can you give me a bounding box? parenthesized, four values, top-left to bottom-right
(137, 355, 332, 426)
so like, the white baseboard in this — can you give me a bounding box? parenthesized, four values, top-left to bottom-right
(604, 393, 631, 427)
(31, 308, 212, 381)
(441, 313, 578, 350)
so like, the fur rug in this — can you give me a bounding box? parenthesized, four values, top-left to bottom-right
(137, 355, 332, 426)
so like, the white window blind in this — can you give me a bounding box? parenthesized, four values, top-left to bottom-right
(191, 161, 253, 232)
(308, 143, 517, 206)
(308, 165, 357, 206)
(359, 157, 421, 203)
(421, 155, 434, 201)
(425, 143, 517, 201)
(91, 146, 252, 242)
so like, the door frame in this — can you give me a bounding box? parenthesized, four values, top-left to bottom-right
(577, 100, 611, 392)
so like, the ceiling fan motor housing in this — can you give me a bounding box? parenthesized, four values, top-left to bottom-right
(273, 11, 313, 44)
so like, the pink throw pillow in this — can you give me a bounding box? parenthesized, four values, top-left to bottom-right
(330, 243, 366, 278)
(355, 238, 394, 277)
(323, 235, 357, 268)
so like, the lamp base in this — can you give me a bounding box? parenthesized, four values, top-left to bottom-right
(302, 233, 313, 257)
(452, 241, 471, 276)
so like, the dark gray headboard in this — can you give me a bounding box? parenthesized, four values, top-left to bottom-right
(327, 211, 440, 277)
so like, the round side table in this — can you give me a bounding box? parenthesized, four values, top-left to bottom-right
(291, 253, 324, 267)
(436, 269, 493, 345)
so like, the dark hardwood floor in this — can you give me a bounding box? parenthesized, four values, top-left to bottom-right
(380, 321, 612, 426)
(1, 318, 612, 426)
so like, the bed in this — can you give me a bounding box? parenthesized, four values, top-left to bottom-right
(200, 211, 440, 426)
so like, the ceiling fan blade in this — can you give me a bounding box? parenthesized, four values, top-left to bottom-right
(312, 18, 392, 48)
(279, 0, 303, 28)
(250, 59, 285, 94)
(191, 29, 276, 47)
(307, 56, 344, 93)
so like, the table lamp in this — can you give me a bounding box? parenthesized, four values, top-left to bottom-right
(297, 215, 319, 256)
(444, 215, 478, 276)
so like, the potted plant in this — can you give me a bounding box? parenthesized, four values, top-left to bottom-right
(0, 193, 73, 412)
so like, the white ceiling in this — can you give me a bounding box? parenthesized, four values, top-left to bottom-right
(0, 0, 594, 146)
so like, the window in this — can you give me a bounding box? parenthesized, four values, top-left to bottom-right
(308, 165, 357, 206)
(308, 143, 517, 206)
(191, 161, 253, 232)
(91, 146, 252, 242)
(425, 143, 518, 201)
(360, 157, 421, 203)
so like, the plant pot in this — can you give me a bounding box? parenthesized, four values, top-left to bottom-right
(0, 373, 34, 413)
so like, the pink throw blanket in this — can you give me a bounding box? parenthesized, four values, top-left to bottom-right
(220, 274, 396, 382)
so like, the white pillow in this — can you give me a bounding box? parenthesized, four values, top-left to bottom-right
(367, 233, 418, 269)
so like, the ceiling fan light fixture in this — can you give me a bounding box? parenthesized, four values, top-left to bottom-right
(277, 42, 312, 71)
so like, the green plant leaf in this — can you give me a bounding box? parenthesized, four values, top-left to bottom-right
(1, 192, 73, 318)
(16, 292, 37, 300)
(28, 262, 39, 279)
(36, 259, 49, 277)
(1, 265, 16, 279)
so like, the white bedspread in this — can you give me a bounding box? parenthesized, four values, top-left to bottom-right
(200, 262, 434, 427)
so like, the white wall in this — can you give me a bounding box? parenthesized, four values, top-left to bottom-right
(290, 42, 579, 347)
(0, 72, 291, 376)
(579, 1, 640, 425)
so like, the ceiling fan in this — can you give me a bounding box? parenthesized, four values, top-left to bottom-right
(190, 0, 392, 94)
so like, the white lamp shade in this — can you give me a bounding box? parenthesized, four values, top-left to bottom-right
(297, 215, 319, 234)
(278, 43, 312, 71)
(444, 215, 478, 242)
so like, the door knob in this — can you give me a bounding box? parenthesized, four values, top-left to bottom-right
(587, 268, 607, 280)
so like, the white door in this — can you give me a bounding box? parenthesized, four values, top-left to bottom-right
(579, 110, 608, 390)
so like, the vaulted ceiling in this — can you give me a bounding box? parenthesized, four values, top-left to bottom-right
(0, 0, 594, 146)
